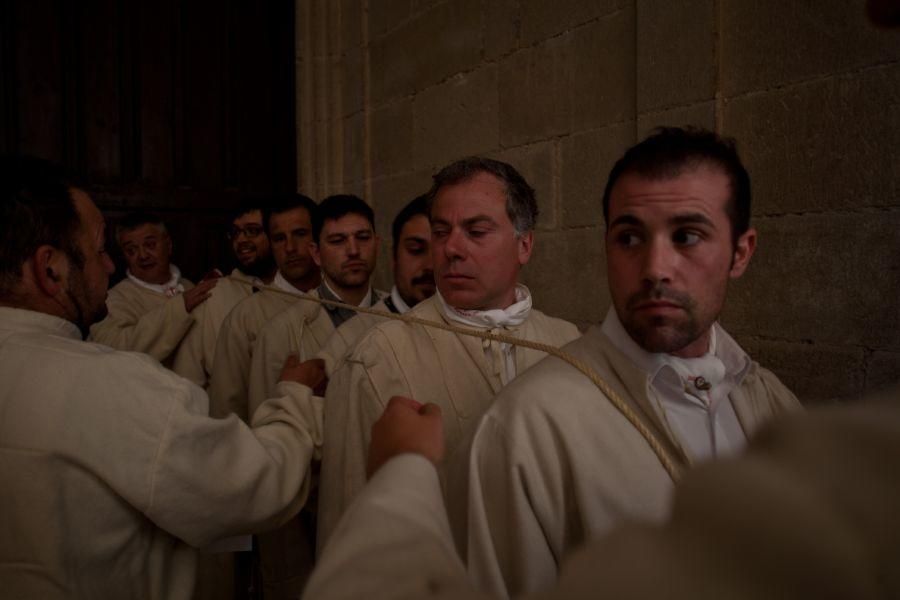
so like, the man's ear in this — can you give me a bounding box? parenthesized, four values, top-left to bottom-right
(33, 245, 69, 296)
(729, 227, 757, 279)
(310, 242, 322, 267)
(517, 231, 534, 267)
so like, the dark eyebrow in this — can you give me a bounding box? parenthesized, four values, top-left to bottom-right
(609, 214, 643, 229)
(669, 213, 715, 228)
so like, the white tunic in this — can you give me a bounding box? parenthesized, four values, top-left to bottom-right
(303, 399, 898, 600)
(171, 269, 262, 388)
(0, 307, 322, 600)
(88, 273, 195, 369)
(207, 287, 301, 421)
(317, 294, 581, 552)
(464, 324, 802, 597)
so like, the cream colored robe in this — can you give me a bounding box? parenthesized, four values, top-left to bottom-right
(316, 298, 394, 377)
(247, 290, 336, 420)
(207, 289, 298, 421)
(465, 325, 802, 598)
(302, 399, 900, 600)
(0, 307, 323, 600)
(172, 270, 260, 388)
(88, 275, 195, 369)
(245, 292, 390, 600)
(317, 295, 580, 552)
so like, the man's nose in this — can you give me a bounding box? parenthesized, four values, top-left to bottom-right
(641, 237, 675, 285)
(347, 237, 359, 256)
(443, 228, 465, 260)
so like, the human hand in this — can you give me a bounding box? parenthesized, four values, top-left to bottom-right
(279, 356, 328, 395)
(182, 277, 218, 312)
(366, 396, 444, 479)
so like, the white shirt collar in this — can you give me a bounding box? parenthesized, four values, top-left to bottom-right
(322, 277, 374, 307)
(126, 265, 184, 298)
(601, 307, 751, 389)
(436, 284, 532, 330)
(0, 306, 82, 340)
(272, 271, 306, 296)
(389, 286, 412, 314)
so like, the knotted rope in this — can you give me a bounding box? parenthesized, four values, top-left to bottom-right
(232, 277, 684, 481)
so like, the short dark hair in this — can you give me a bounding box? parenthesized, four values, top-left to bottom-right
(114, 211, 167, 246)
(391, 194, 430, 258)
(313, 194, 375, 243)
(0, 156, 84, 296)
(427, 157, 538, 235)
(228, 197, 270, 224)
(602, 127, 752, 243)
(264, 194, 318, 235)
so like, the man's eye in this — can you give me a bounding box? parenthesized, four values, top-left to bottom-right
(432, 229, 448, 238)
(615, 232, 641, 247)
(272, 235, 285, 243)
(673, 230, 701, 246)
(356, 232, 372, 241)
(468, 229, 488, 238)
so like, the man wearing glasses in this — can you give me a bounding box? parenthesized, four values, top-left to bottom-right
(172, 200, 278, 388)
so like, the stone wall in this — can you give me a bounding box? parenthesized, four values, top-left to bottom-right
(295, 0, 900, 404)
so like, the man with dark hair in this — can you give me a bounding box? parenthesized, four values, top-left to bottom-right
(208, 193, 321, 422)
(241, 193, 385, 599)
(88, 211, 218, 370)
(247, 194, 385, 415)
(461, 127, 800, 597)
(315, 193, 435, 543)
(172, 199, 278, 388)
(318, 157, 580, 550)
(0, 156, 326, 599)
(310, 194, 382, 327)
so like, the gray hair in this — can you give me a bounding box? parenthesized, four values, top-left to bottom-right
(427, 156, 538, 236)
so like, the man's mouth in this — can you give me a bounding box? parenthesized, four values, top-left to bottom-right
(343, 260, 367, 270)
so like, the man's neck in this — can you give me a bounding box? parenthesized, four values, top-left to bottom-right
(129, 265, 174, 286)
(323, 276, 369, 306)
(285, 270, 321, 293)
(669, 330, 712, 359)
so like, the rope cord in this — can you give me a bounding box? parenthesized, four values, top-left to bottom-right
(233, 276, 683, 481)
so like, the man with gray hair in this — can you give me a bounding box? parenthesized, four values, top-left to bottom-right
(89, 211, 217, 370)
(316, 157, 581, 548)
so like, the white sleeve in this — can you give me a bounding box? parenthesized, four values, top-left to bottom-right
(306, 454, 481, 600)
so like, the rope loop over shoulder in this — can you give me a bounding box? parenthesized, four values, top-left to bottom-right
(232, 277, 684, 481)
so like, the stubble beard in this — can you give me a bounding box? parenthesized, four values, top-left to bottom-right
(621, 284, 707, 354)
(242, 253, 275, 279)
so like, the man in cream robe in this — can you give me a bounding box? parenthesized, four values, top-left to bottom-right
(464, 128, 802, 597)
(208, 195, 321, 421)
(0, 158, 325, 599)
(245, 194, 389, 600)
(171, 202, 277, 388)
(247, 195, 386, 417)
(89, 212, 217, 370)
(249, 194, 435, 413)
(317, 158, 580, 551)
(300, 393, 900, 600)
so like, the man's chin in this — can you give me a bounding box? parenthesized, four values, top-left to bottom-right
(625, 319, 699, 355)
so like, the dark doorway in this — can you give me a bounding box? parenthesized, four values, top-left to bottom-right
(0, 0, 297, 281)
